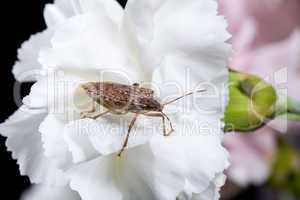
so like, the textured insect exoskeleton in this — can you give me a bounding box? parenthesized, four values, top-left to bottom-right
(80, 82, 205, 156)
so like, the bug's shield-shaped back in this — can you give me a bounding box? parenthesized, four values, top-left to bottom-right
(81, 82, 161, 114)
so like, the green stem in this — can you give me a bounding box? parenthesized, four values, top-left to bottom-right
(275, 98, 300, 121)
(288, 98, 300, 115)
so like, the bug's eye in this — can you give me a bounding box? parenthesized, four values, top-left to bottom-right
(133, 83, 139, 87)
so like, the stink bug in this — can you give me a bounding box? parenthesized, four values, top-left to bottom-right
(80, 82, 205, 156)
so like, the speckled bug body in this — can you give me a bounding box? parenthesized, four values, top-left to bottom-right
(80, 82, 205, 156)
(81, 82, 163, 114)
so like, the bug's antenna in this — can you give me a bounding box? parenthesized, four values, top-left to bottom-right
(163, 89, 206, 106)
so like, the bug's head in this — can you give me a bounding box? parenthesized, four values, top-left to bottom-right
(140, 98, 163, 112)
(157, 103, 164, 112)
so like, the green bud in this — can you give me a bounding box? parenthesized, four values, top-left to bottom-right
(224, 71, 277, 132)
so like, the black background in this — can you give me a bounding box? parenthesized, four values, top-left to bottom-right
(0, 0, 259, 199)
(1, 1, 52, 199)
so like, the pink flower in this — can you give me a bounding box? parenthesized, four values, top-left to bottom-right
(220, 0, 300, 49)
(220, 0, 300, 187)
(232, 31, 300, 101)
(224, 129, 276, 186)
(220, 0, 300, 100)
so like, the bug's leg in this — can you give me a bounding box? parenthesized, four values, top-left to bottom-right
(80, 104, 96, 117)
(91, 110, 110, 119)
(143, 112, 169, 136)
(81, 110, 110, 119)
(118, 114, 139, 157)
(162, 115, 167, 136)
(161, 112, 174, 136)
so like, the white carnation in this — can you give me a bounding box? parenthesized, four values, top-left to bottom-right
(1, 0, 231, 199)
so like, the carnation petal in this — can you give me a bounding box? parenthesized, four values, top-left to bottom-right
(23, 77, 48, 108)
(79, 0, 123, 25)
(149, 116, 229, 195)
(13, 30, 53, 82)
(21, 184, 80, 200)
(54, 0, 123, 25)
(63, 114, 161, 162)
(123, 0, 231, 81)
(68, 115, 229, 200)
(63, 119, 100, 163)
(68, 156, 123, 200)
(39, 114, 73, 168)
(68, 144, 183, 200)
(39, 12, 142, 83)
(0, 106, 68, 185)
(44, 4, 68, 27)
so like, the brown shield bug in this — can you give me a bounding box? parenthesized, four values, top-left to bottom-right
(80, 82, 205, 156)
